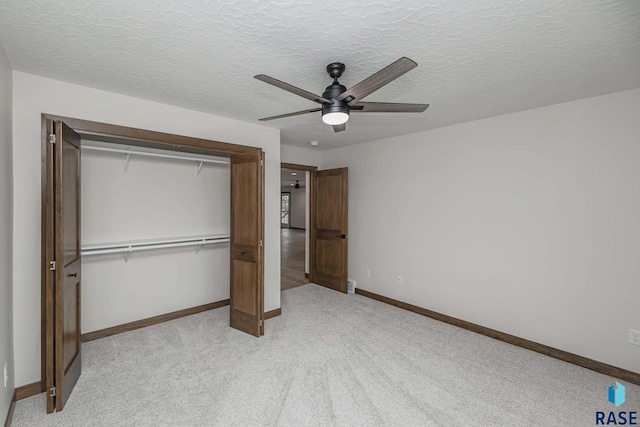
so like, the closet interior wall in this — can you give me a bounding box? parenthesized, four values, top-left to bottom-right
(81, 140, 231, 334)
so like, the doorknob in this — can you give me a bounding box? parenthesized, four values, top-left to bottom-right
(68, 273, 77, 277)
(336, 234, 347, 239)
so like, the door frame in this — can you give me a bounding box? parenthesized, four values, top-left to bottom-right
(41, 114, 265, 409)
(280, 162, 318, 281)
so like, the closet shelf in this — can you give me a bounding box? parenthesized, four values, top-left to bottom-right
(81, 145, 230, 176)
(81, 234, 230, 262)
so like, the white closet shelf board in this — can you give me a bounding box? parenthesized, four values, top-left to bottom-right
(81, 145, 230, 164)
(81, 139, 231, 162)
(81, 140, 231, 176)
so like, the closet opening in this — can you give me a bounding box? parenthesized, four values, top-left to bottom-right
(79, 139, 232, 337)
(41, 114, 265, 413)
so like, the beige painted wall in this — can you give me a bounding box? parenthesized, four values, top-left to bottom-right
(280, 144, 320, 167)
(321, 88, 640, 373)
(12, 71, 281, 387)
(0, 45, 14, 423)
(81, 144, 230, 333)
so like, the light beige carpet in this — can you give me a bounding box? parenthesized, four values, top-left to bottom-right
(12, 284, 639, 426)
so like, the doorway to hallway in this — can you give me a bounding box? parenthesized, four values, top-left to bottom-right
(280, 164, 312, 290)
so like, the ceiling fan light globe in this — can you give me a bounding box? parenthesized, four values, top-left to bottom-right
(322, 112, 349, 125)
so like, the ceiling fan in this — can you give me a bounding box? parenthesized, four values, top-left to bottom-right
(254, 57, 429, 133)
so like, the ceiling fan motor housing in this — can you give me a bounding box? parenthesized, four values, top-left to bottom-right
(323, 62, 350, 115)
(322, 82, 349, 116)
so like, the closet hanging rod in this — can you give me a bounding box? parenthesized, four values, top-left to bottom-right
(81, 145, 230, 165)
(82, 235, 230, 252)
(81, 235, 230, 257)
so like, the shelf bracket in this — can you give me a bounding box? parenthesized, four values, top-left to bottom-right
(195, 239, 206, 255)
(124, 246, 133, 263)
(124, 149, 131, 173)
(195, 160, 204, 177)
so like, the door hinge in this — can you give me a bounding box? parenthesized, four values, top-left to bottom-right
(49, 134, 56, 144)
(260, 159, 263, 167)
(259, 240, 263, 247)
(259, 320, 263, 327)
(49, 261, 56, 271)
(50, 386, 56, 397)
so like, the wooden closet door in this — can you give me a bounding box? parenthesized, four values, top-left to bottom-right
(230, 151, 265, 337)
(44, 121, 82, 412)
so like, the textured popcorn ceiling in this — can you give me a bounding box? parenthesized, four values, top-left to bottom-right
(1, 0, 639, 149)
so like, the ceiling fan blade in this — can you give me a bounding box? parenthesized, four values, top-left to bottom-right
(258, 108, 321, 121)
(254, 74, 332, 105)
(332, 124, 346, 133)
(337, 57, 418, 105)
(351, 102, 429, 113)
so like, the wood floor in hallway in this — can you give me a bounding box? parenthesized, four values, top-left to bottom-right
(281, 228, 308, 290)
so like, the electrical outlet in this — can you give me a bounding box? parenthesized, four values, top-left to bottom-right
(629, 329, 640, 346)
(397, 275, 403, 286)
(365, 268, 371, 278)
(3, 363, 7, 388)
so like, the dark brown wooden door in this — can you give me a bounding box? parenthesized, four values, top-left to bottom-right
(230, 151, 265, 337)
(310, 168, 348, 293)
(43, 121, 82, 411)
